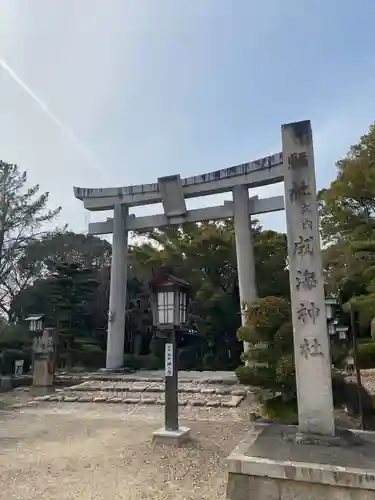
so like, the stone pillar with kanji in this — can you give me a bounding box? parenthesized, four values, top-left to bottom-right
(282, 120, 335, 436)
(32, 328, 57, 387)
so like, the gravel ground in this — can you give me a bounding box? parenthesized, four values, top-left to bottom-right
(0, 399, 252, 500)
(357, 369, 375, 394)
(1, 369, 375, 499)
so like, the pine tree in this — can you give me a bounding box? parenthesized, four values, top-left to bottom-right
(236, 296, 295, 399)
(48, 262, 99, 368)
(0, 160, 60, 317)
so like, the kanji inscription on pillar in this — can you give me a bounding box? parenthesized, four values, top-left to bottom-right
(300, 338, 323, 359)
(296, 301, 320, 324)
(293, 235, 314, 256)
(288, 152, 309, 170)
(302, 218, 313, 231)
(300, 203, 311, 214)
(295, 269, 317, 291)
(282, 120, 334, 436)
(165, 343, 173, 377)
(289, 181, 311, 202)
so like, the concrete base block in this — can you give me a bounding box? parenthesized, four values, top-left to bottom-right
(226, 424, 375, 499)
(152, 426, 191, 446)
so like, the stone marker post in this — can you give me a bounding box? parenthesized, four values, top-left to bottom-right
(282, 120, 335, 436)
(226, 121, 375, 500)
(32, 328, 57, 387)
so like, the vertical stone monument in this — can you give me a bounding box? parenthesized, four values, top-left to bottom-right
(226, 121, 375, 500)
(283, 120, 334, 436)
(32, 328, 57, 388)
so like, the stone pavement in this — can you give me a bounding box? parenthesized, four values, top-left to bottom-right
(34, 371, 250, 408)
(58, 369, 238, 383)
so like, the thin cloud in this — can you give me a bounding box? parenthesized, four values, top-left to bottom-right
(0, 58, 106, 176)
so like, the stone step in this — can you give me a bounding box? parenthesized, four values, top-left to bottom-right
(67, 380, 247, 396)
(33, 390, 246, 408)
(86, 376, 237, 385)
(55, 371, 239, 385)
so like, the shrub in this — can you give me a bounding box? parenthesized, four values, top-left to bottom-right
(237, 296, 295, 399)
(70, 343, 105, 369)
(149, 337, 166, 359)
(332, 370, 375, 429)
(262, 396, 297, 424)
(21, 346, 32, 373)
(371, 317, 375, 341)
(235, 364, 256, 386)
(178, 345, 201, 370)
(330, 342, 349, 369)
(140, 354, 164, 370)
(352, 342, 375, 369)
(0, 324, 31, 351)
(0, 349, 25, 375)
(359, 337, 372, 345)
(123, 354, 142, 370)
(123, 353, 164, 371)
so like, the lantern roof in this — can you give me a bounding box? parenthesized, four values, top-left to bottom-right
(149, 270, 191, 290)
(25, 315, 44, 321)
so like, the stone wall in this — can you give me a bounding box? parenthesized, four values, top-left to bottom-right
(227, 472, 375, 499)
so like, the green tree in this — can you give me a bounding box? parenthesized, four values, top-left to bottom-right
(319, 122, 375, 244)
(254, 229, 289, 298)
(9, 219, 289, 370)
(10, 232, 111, 325)
(48, 262, 100, 369)
(318, 122, 375, 332)
(125, 276, 153, 355)
(236, 296, 374, 425)
(236, 296, 295, 399)
(342, 240, 375, 327)
(23, 231, 112, 272)
(11, 232, 154, 361)
(131, 220, 289, 369)
(0, 161, 61, 318)
(130, 221, 240, 368)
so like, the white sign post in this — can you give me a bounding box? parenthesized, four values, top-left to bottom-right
(165, 343, 173, 377)
(164, 336, 179, 431)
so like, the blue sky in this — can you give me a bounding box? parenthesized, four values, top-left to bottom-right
(1, 0, 375, 235)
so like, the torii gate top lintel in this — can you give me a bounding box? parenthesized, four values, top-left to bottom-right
(73, 152, 283, 211)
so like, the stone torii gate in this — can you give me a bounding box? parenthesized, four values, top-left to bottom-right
(75, 119, 335, 438)
(74, 158, 284, 370)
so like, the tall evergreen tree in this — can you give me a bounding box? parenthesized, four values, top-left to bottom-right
(48, 262, 100, 368)
(0, 160, 60, 318)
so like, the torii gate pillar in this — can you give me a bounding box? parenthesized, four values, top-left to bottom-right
(233, 185, 257, 354)
(106, 204, 128, 370)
